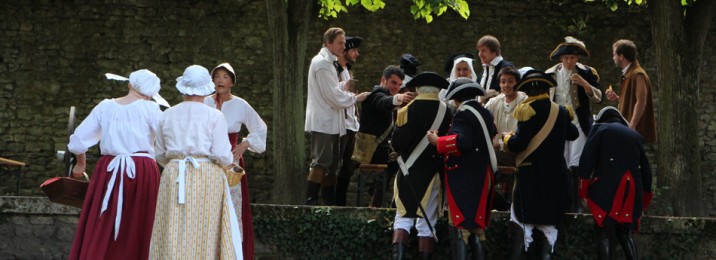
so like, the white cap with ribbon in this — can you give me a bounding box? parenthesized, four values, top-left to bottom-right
(105, 69, 170, 107)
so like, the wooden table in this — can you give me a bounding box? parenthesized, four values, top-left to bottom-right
(355, 163, 389, 207)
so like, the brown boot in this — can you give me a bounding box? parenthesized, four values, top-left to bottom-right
(392, 229, 409, 260)
(418, 236, 435, 260)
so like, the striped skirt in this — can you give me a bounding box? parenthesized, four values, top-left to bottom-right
(149, 160, 242, 259)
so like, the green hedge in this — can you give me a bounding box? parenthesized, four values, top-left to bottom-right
(252, 204, 716, 259)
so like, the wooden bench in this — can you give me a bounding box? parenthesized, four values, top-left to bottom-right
(0, 157, 27, 195)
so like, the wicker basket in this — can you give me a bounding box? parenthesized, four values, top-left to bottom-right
(225, 166, 244, 187)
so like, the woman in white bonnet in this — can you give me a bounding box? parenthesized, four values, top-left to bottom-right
(150, 65, 243, 259)
(68, 69, 163, 260)
(205, 62, 267, 259)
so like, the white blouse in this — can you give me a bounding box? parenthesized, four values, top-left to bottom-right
(155, 101, 233, 167)
(204, 95, 268, 153)
(485, 92, 528, 136)
(68, 99, 162, 156)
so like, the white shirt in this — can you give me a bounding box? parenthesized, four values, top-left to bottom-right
(305, 47, 357, 135)
(554, 67, 573, 107)
(338, 67, 360, 132)
(204, 95, 268, 153)
(68, 99, 161, 156)
(155, 101, 233, 167)
(484, 92, 528, 136)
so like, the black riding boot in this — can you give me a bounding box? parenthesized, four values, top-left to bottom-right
(468, 234, 486, 260)
(615, 225, 639, 260)
(419, 236, 435, 260)
(508, 222, 525, 260)
(392, 229, 409, 260)
(595, 224, 614, 260)
(540, 237, 553, 260)
(449, 226, 467, 260)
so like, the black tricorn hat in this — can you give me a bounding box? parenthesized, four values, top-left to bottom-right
(549, 36, 590, 60)
(406, 72, 449, 89)
(345, 36, 362, 50)
(515, 69, 557, 92)
(443, 53, 475, 76)
(595, 106, 628, 126)
(444, 78, 485, 100)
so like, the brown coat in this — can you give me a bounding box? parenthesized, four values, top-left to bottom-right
(618, 61, 657, 143)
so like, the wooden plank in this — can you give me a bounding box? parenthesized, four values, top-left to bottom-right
(0, 157, 26, 167)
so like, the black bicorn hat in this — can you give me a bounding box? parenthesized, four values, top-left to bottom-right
(444, 78, 485, 100)
(406, 72, 449, 89)
(549, 36, 590, 60)
(595, 106, 628, 126)
(515, 69, 557, 92)
(345, 36, 362, 50)
(443, 53, 475, 76)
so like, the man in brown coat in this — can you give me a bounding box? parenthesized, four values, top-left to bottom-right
(605, 39, 656, 144)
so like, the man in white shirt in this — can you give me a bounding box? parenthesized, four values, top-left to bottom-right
(305, 27, 369, 205)
(476, 35, 515, 104)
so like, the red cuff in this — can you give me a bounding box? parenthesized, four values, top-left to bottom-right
(643, 192, 653, 210)
(579, 178, 590, 199)
(437, 134, 460, 156)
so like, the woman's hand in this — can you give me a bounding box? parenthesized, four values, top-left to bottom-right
(72, 162, 86, 179)
(232, 141, 250, 162)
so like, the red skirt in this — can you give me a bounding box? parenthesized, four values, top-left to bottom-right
(229, 133, 255, 259)
(68, 155, 161, 260)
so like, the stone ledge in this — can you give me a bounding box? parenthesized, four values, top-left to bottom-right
(0, 196, 80, 215)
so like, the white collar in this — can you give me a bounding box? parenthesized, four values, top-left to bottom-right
(319, 47, 337, 62)
(622, 63, 632, 75)
(488, 56, 504, 66)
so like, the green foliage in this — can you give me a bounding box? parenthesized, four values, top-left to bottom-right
(318, 0, 386, 19)
(589, 0, 693, 11)
(253, 205, 715, 259)
(317, 0, 470, 23)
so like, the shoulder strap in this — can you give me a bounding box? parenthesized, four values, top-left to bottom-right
(460, 105, 497, 172)
(515, 102, 559, 167)
(377, 121, 394, 143)
(398, 101, 447, 176)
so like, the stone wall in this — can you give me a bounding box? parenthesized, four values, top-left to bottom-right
(0, 0, 714, 214)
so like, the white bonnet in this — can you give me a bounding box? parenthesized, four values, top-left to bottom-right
(449, 57, 478, 82)
(128, 69, 161, 97)
(175, 65, 215, 96)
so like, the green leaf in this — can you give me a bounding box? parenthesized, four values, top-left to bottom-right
(425, 14, 433, 23)
(609, 2, 618, 11)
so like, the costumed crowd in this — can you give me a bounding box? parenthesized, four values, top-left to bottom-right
(63, 26, 655, 260)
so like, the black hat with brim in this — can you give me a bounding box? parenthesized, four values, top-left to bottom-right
(444, 78, 485, 100)
(595, 106, 628, 126)
(515, 69, 557, 92)
(406, 72, 449, 89)
(345, 36, 362, 50)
